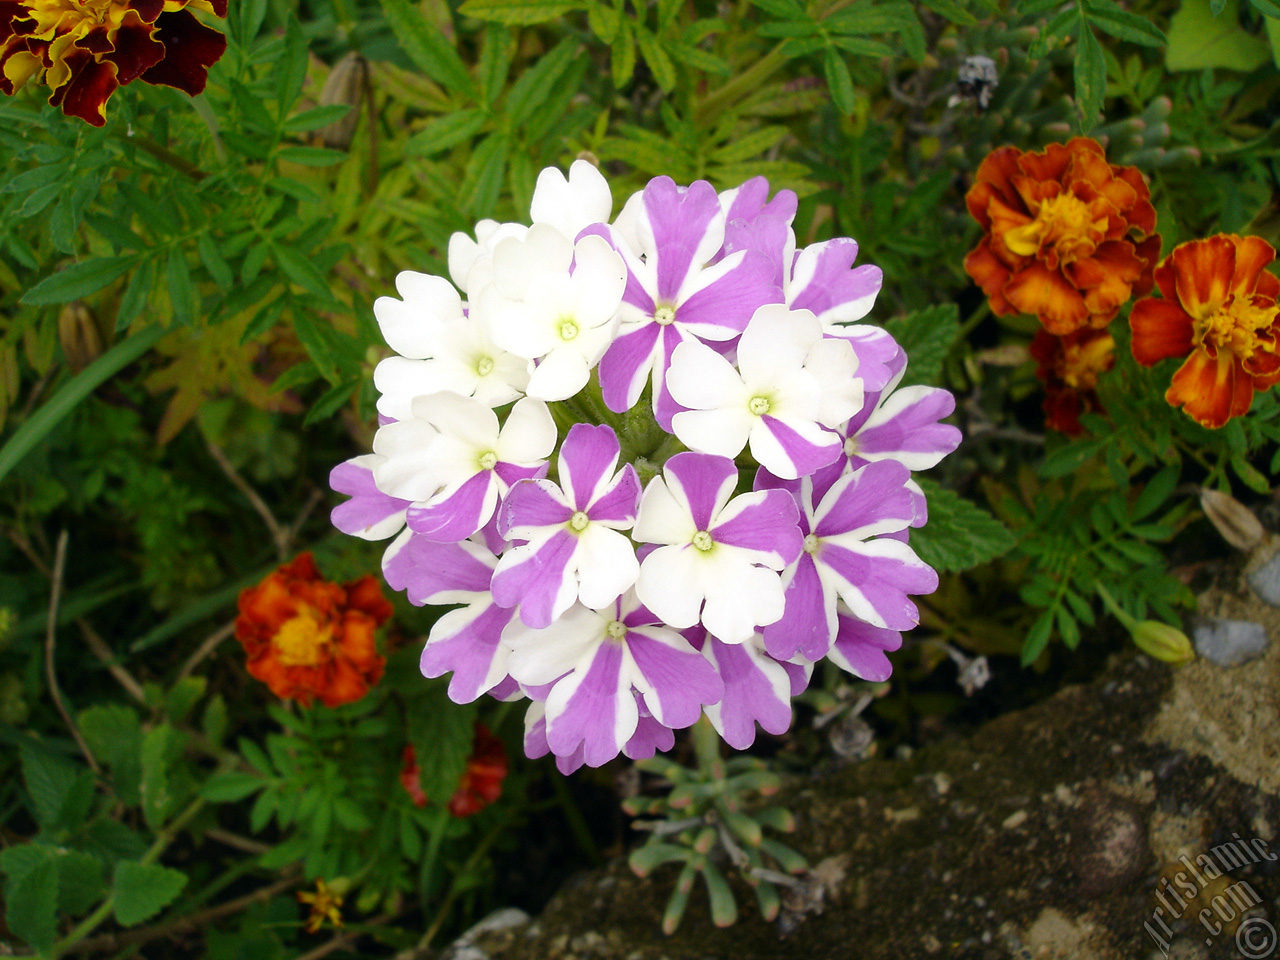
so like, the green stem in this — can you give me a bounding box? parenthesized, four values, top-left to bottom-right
(690, 714, 724, 783)
(1094, 582, 1137, 632)
(694, 45, 790, 126)
(418, 803, 451, 901)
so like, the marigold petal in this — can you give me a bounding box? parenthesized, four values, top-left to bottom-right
(105, 11, 166, 84)
(1068, 240, 1144, 322)
(51, 52, 118, 126)
(1114, 166, 1157, 236)
(1, 47, 41, 91)
(138, 8, 224, 95)
(966, 146, 1024, 226)
(1017, 140, 1075, 184)
(1167, 349, 1249, 429)
(963, 240, 1015, 316)
(1131, 234, 1162, 298)
(1004, 262, 1089, 334)
(1130, 297, 1194, 366)
(1170, 235, 1236, 319)
(1228, 234, 1277, 299)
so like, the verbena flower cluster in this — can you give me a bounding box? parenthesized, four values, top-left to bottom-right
(330, 161, 961, 772)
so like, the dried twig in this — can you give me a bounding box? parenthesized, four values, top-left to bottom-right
(296, 913, 396, 960)
(176, 620, 236, 681)
(205, 437, 289, 559)
(77, 619, 146, 704)
(44, 531, 100, 773)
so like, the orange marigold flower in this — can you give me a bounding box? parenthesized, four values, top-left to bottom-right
(0, 0, 227, 127)
(1030, 327, 1116, 436)
(297, 879, 344, 934)
(964, 137, 1161, 336)
(235, 553, 392, 708)
(1130, 234, 1280, 429)
(401, 724, 509, 818)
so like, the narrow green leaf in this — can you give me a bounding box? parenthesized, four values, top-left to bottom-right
(0, 324, 165, 484)
(22, 256, 134, 306)
(505, 38, 580, 126)
(166, 248, 194, 326)
(282, 104, 353, 133)
(277, 146, 347, 167)
(381, 0, 476, 96)
(1074, 24, 1107, 126)
(612, 21, 637, 86)
(115, 258, 154, 331)
(478, 24, 512, 105)
(1022, 609, 1055, 664)
(634, 24, 677, 91)
(201, 772, 265, 803)
(458, 0, 586, 24)
(823, 47, 856, 115)
(1084, 0, 1166, 46)
(461, 132, 510, 216)
(404, 108, 487, 156)
(274, 246, 336, 302)
(197, 233, 233, 292)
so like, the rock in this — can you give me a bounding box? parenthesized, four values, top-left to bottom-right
(1247, 546, 1280, 606)
(467, 587, 1280, 960)
(1192, 616, 1269, 666)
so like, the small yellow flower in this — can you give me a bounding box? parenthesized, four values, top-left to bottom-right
(297, 880, 344, 934)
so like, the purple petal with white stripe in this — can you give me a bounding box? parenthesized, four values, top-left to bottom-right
(382, 531, 495, 604)
(701, 635, 794, 749)
(814, 460, 914, 539)
(498, 480, 572, 540)
(661, 452, 738, 532)
(559, 423, 626, 512)
(817, 538, 938, 630)
(545, 641, 635, 767)
(627, 627, 723, 728)
(330, 455, 409, 540)
(828, 612, 902, 681)
(490, 529, 579, 625)
(854, 386, 962, 471)
(636, 177, 725, 301)
(598, 322, 661, 414)
(762, 552, 830, 661)
(419, 601, 516, 702)
(625, 703, 676, 759)
(406, 470, 498, 542)
(753, 414, 842, 480)
(709, 489, 803, 567)
(788, 238, 883, 325)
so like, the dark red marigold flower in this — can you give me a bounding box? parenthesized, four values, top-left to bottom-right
(235, 553, 392, 709)
(1029, 327, 1116, 436)
(964, 137, 1161, 336)
(401, 724, 509, 818)
(0, 0, 228, 126)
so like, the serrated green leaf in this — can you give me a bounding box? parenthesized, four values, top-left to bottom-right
(1084, 0, 1166, 46)
(1074, 24, 1107, 126)
(460, 132, 510, 216)
(1022, 609, 1055, 664)
(55, 848, 107, 915)
(381, 0, 476, 95)
(910, 479, 1016, 573)
(275, 246, 336, 303)
(612, 21, 637, 86)
(1, 845, 58, 954)
(405, 693, 477, 805)
(19, 742, 80, 828)
(823, 47, 856, 115)
(112, 861, 188, 927)
(140, 724, 186, 830)
(166, 247, 194, 326)
(22, 256, 134, 306)
(885, 302, 960, 386)
(197, 233, 233, 292)
(283, 104, 353, 133)
(711, 125, 788, 165)
(634, 24, 677, 91)
(405, 108, 488, 156)
(459, 0, 585, 23)
(505, 38, 580, 126)
(1132, 464, 1179, 519)
(79, 704, 143, 805)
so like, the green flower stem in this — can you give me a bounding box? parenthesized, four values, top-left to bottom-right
(1094, 582, 1138, 631)
(691, 713, 724, 783)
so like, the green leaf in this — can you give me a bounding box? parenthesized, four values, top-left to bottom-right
(79, 704, 143, 805)
(1021, 608, 1055, 665)
(711, 125, 789, 165)
(909, 479, 1016, 573)
(461, 132, 510, 217)
(166, 248, 194, 326)
(0, 323, 166, 483)
(201, 771, 266, 803)
(1084, 0, 1166, 46)
(275, 246, 337, 303)
(197, 233, 234, 292)
(381, 0, 476, 96)
(112, 861, 188, 927)
(823, 47, 856, 115)
(478, 24, 512, 105)
(276, 17, 309, 115)
(405, 692, 477, 805)
(458, 0, 587, 24)
(19, 742, 82, 828)
(885, 303, 960, 386)
(612, 21, 637, 86)
(1232, 455, 1271, 494)
(919, 0, 976, 25)
(1166, 0, 1270, 70)
(629, 842, 690, 877)
(702, 862, 738, 927)
(165, 676, 207, 723)
(1132, 464, 1179, 519)
(1074, 24, 1107, 126)
(22, 256, 134, 306)
(1, 845, 58, 955)
(505, 38, 580, 126)
(277, 146, 347, 167)
(405, 108, 488, 156)
(283, 104, 353, 133)
(1252, 0, 1280, 15)
(634, 24, 677, 91)
(140, 724, 186, 830)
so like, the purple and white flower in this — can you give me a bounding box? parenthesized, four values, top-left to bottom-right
(492, 423, 641, 628)
(667, 304, 862, 479)
(633, 452, 803, 643)
(329, 454, 410, 540)
(757, 460, 935, 662)
(504, 592, 723, 767)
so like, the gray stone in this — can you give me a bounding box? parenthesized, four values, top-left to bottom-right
(1247, 548, 1280, 605)
(1192, 616, 1269, 667)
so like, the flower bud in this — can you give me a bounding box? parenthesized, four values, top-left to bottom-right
(58, 301, 104, 373)
(1131, 620, 1195, 665)
(317, 52, 367, 150)
(1200, 487, 1265, 552)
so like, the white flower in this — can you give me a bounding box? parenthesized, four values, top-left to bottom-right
(530, 158, 613, 242)
(447, 219, 529, 296)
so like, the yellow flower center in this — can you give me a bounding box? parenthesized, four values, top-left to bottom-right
(748, 395, 771, 416)
(691, 530, 714, 552)
(1004, 192, 1106, 266)
(272, 607, 334, 667)
(605, 620, 628, 641)
(568, 510, 591, 532)
(1058, 334, 1114, 390)
(654, 305, 676, 326)
(1196, 295, 1278, 361)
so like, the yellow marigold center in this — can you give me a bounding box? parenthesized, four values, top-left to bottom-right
(1059, 334, 1114, 390)
(272, 607, 334, 667)
(1005, 192, 1106, 266)
(23, 0, 129, 33)
(1196, 295, 1278, 361)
